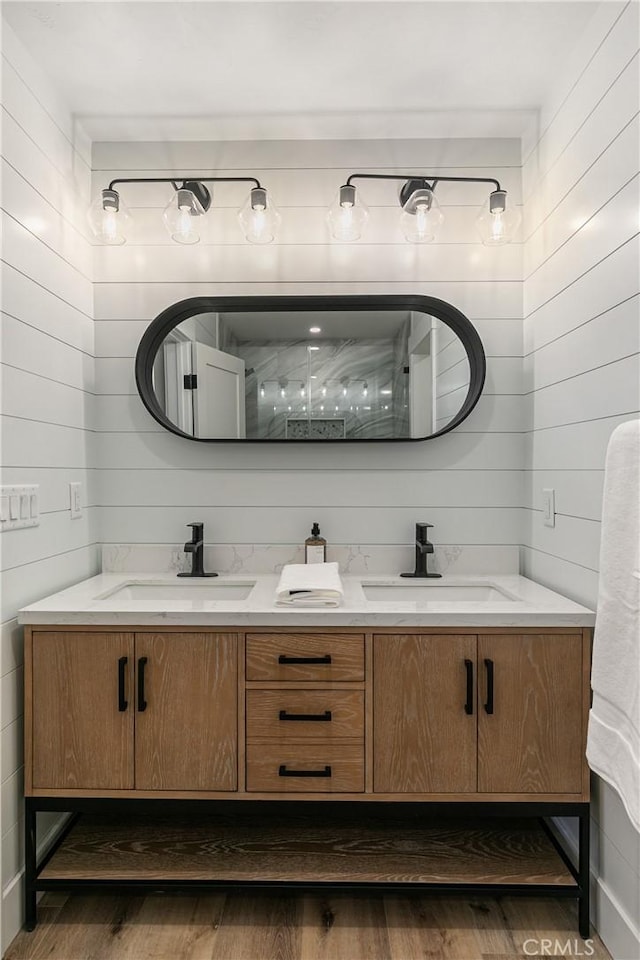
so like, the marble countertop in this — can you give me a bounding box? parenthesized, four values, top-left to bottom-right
(18, 572, 595, 627)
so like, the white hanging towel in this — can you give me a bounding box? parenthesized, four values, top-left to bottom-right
(275, 562, 344, 607)
(586, 419, 640, 833)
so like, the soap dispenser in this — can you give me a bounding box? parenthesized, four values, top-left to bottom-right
(305, 522, 327, 564)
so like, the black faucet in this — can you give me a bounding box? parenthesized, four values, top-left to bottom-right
(177, 522, 217, 578)
(400, 522, 442, 579)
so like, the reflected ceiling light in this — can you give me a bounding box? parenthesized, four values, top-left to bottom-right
(476, 189, 521, 246)
(327, 184, 369, 241)
(309, 326, 321, 334)
(87, 175, 278, 245)
(260, 383, 265, 398)
(326, 173, 518, 245)
(87, 188, 132, 245)
(308, 346, 320, 352)
(363, 382, 368, 397)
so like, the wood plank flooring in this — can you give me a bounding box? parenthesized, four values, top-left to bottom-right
(5, 891, 612, 960)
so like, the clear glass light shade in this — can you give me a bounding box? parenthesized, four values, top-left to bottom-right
(327, 184, 369, 242)
(400, 188, 443, 243)
(476, 190, 520, 245)
(87, 189, 132, 245)
(238, 187, 280, 244)
(162, 188, 205, 244)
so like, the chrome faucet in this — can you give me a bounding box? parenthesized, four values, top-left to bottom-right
(177, 522, 217, 578)
(400, 522, 442, 579)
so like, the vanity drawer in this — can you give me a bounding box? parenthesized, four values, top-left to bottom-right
(246, 690, 364, 740)
(246, 742, 364, 792)
(246, 633, 364, 681)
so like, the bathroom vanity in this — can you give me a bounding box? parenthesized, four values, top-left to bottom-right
(20, 574, 594, 935)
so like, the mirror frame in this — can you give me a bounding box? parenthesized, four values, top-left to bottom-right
(135, 294, 486, 443)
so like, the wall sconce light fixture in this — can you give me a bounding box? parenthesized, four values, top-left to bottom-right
(87, 176, 280, 245)
(327, 173, 520, 245)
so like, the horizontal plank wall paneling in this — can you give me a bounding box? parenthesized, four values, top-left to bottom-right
(522, 4, 640, 958)
(93, 135, 523, 563)
(0, 21, 98, 951)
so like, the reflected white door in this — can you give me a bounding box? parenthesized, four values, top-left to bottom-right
(192, 343, 246, 439)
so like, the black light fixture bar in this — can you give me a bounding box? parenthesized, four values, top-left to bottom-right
(106, 176, 263, 190)
(344, 173, 502, 191)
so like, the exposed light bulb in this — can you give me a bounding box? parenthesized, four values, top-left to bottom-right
(327, 184, 369, 241)
(476, 189, 520, 246)
(162, 187, 204, 244)
(260, 383, 265, 398)
(363, 382, 368, 397)
(239, 187, 280, 243)
(87, 188, 131, 245)
(400, 184, 443, 243)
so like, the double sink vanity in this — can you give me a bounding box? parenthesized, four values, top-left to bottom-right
(19, 569, 595, 935)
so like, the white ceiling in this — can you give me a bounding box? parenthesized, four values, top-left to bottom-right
(216, 310, 411, 340)
(2, 1, 601, 141)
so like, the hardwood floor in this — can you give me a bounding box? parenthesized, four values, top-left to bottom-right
(5, 892, 612, 960)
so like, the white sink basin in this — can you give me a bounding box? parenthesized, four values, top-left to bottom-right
(95, 581, 256, 603)
(362, 582, 517, 602)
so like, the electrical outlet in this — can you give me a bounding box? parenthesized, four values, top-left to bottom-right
(69, 482, 82, 520)
(542, 488, 556, 528)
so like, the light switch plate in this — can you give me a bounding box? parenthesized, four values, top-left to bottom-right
(0, 485, 39, 531)
(69, 482, 82, 519)
(542, 488, 556, 528)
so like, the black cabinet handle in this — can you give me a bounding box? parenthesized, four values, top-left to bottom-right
(278, 654, 331, 665)
(278, 765, 332, 778)
(464, 659, 473, 715)
(279, 710, 332, 722)
(117, 656, 128, 712)
(137, 656, 148, 712)
(484, 658, 494, 715)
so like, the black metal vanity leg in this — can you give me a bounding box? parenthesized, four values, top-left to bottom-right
(578, 806, 591, 939)
(24, 799, 37, 931)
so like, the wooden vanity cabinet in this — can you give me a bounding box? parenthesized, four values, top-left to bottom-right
(373, 631, 587, 797)
(28, 629, 237, 793)
(25, 625, 589, 801)
(477, 633, 584, 795)
(31, 631, 135, 791)
(373, 634, 477, 793)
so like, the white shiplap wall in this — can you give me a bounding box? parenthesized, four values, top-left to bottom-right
(92, 137, 523, 565)
(522, 3, 640, 957)
(0, 21, 98, 950)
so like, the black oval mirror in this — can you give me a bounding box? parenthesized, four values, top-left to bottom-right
(135, 295, 485, 442)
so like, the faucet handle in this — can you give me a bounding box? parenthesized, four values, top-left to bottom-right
(416, 522, 434, 541)
(187, 521, 204, 541)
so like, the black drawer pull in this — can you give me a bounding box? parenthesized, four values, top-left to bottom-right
(278, 654, 332, 665)
(484, 658, 494, 715)
(464, 658, 473, 715)
(279, 765, 332, 778)
(117, 656, 128, 712)
(137, 656, 148, 712)
(279, 710, 332, 722)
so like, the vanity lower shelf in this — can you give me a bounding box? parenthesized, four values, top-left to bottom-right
(39, 812, 575, 888)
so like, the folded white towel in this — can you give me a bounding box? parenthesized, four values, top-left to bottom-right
(275, 562, 344, 607)
(586, 419, 640, 833)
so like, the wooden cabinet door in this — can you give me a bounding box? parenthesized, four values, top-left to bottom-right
(134, 633, 237, 791)
(373, 635, 477, 793)
(478, 635, 584, 794)
(32, 632, 134, 790)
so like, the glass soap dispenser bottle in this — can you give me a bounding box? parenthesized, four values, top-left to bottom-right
(305, 522, 327, 564)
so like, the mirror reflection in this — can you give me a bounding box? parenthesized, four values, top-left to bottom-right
(152, 310, 471, 440)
